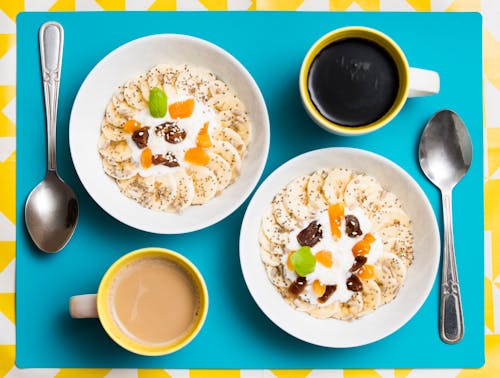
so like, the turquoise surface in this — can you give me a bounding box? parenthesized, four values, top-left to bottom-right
(16, 12, 484, 369)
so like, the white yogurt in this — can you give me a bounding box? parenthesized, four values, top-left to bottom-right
(283, 206, 383, 306)
(126, 95, 218, 177)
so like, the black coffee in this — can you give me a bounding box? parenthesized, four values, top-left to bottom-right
(307, 38, 400, 127)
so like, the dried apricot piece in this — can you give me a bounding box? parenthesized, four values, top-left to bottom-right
(352, 240, 371, 256)
(169, 98, 195, 119)
(364, 233, 376, 243)
(124, 119, 141, 133)
(184, 147, 210, 166)
(328, 203, 344, 239)
(141, 147, 153, 169)
(315, 250, 333, 268)
(357, 264, 375, 279)
(312, 279, 326, 296)
(287, 251, 295, 271)
(197, 122, 212, 148)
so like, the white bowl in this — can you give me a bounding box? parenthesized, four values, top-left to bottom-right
(239, 147, 440, 348)
(70, 34, 269, 234)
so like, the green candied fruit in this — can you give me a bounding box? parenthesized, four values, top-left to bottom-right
(149, 87, 168, 118)
(290, 246, 316, 277)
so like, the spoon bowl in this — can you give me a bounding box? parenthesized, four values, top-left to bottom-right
(418, 109, 472, 344)
(25, 171, 78, 253)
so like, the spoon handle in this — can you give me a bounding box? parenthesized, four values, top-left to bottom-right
(440, 190, 464, 344)
(39, 22, 64, 172)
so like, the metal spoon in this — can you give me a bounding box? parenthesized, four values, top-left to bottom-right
(419, 109, 472, 344)
(24, 22, 78, 253)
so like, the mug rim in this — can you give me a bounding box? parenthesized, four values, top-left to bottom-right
(299, 26, 410, 136)
(96, 247, 209, 356)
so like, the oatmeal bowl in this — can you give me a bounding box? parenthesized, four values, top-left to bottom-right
(69, 34, 269, 233)
(239, 148, 440, 347)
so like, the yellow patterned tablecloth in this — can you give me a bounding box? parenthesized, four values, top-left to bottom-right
(0, 0, 499, 377)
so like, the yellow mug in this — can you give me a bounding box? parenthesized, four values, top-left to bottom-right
(69, 247, 208, 356)
(300, 26, 440, 136)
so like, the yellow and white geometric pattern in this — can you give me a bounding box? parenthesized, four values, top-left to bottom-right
(1, 0, 499, 376)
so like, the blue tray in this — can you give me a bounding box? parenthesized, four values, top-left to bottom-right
(16, 11, 484, 369)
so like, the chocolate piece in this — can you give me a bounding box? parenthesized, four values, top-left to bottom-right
(296, 221, 323, 247)
(318, 285, 337, 303)
(131, 127, 149, 149)
(349, 256, 367, 273)
(346, 274, 363, 292)
(345, 214, 362, 237)
(152, 152, 180, 167)
(288, 276, 307, 297)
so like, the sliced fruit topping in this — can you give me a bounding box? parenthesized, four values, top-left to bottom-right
(328, 202, 344, 239)
(290, 246, 316, 277)
(346, 274, 363, 292)
(351, 233, 376, 257)
(152, 152, 179, 167)
(288, 276, 307, 297)
(349, 255, 367, 272)
(185, 147, 210, 166)
(345, 214, 362, 237)
(132, 127, 149, 149)
(318, 285, 337, 303)
(123, 119, 141, 133)
(357, 264, 375, 279)
(149, 87, 168, 118)
(169, 98, 195, 119)
(197, 122, 212, 148)
(164, 123, 187, 144)
(315, 250, 333, 268)
(312, 279, 326, 296)
(297, 221, 323, 247)
(286, 251, 295, 271)
(140, 147, 153, 169)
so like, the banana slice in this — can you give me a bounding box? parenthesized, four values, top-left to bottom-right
(229, 120, 251, 146)
(137, 73, 151, 102)
(283, 175, 313, 222)
(116, 175, 141, 201)
(147, 66, 164, 91)
(261, 206, 288, 245)
(102, 158, 138, 180)
(307, 301, 342, 319)
(112, 87, 137, 117)
(307, 169, 330, 210)
(260, 247, 281, 267)
(343, 173, 383, 211)
(105, 102, 127, 128)
(210, 140, 241, 179)
(322, 168, 353, 205)
(161, 65, 180, 87)
(380, 224, 414, 268)
(208, 79, 231, 97)
(101, 121, 128, 142)
(155, 173, 178, 210)
(212, 127, 247, 158)
(98, 133, 109, 149)
(339, 292, 364, 320)
(374, 255, 405, 305)
(168, 170, 195, 212)
(207, 92, 244, 112)
(124, 79, 147, 110)
(372, 207, 410, 231)
(359, 279, 382, 315)
(379, 252, 407, 284)
(271, 191, 298, 231)
(258, 228, 274, 252)
(265, 265, 288, 288)
(206, 152, 232, 193)
(99, 140, 132, 163)
(187, 165, 217, 205)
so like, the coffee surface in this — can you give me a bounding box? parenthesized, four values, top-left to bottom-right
(308, 38, 400, 127)
(109, 257, 199, 345)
